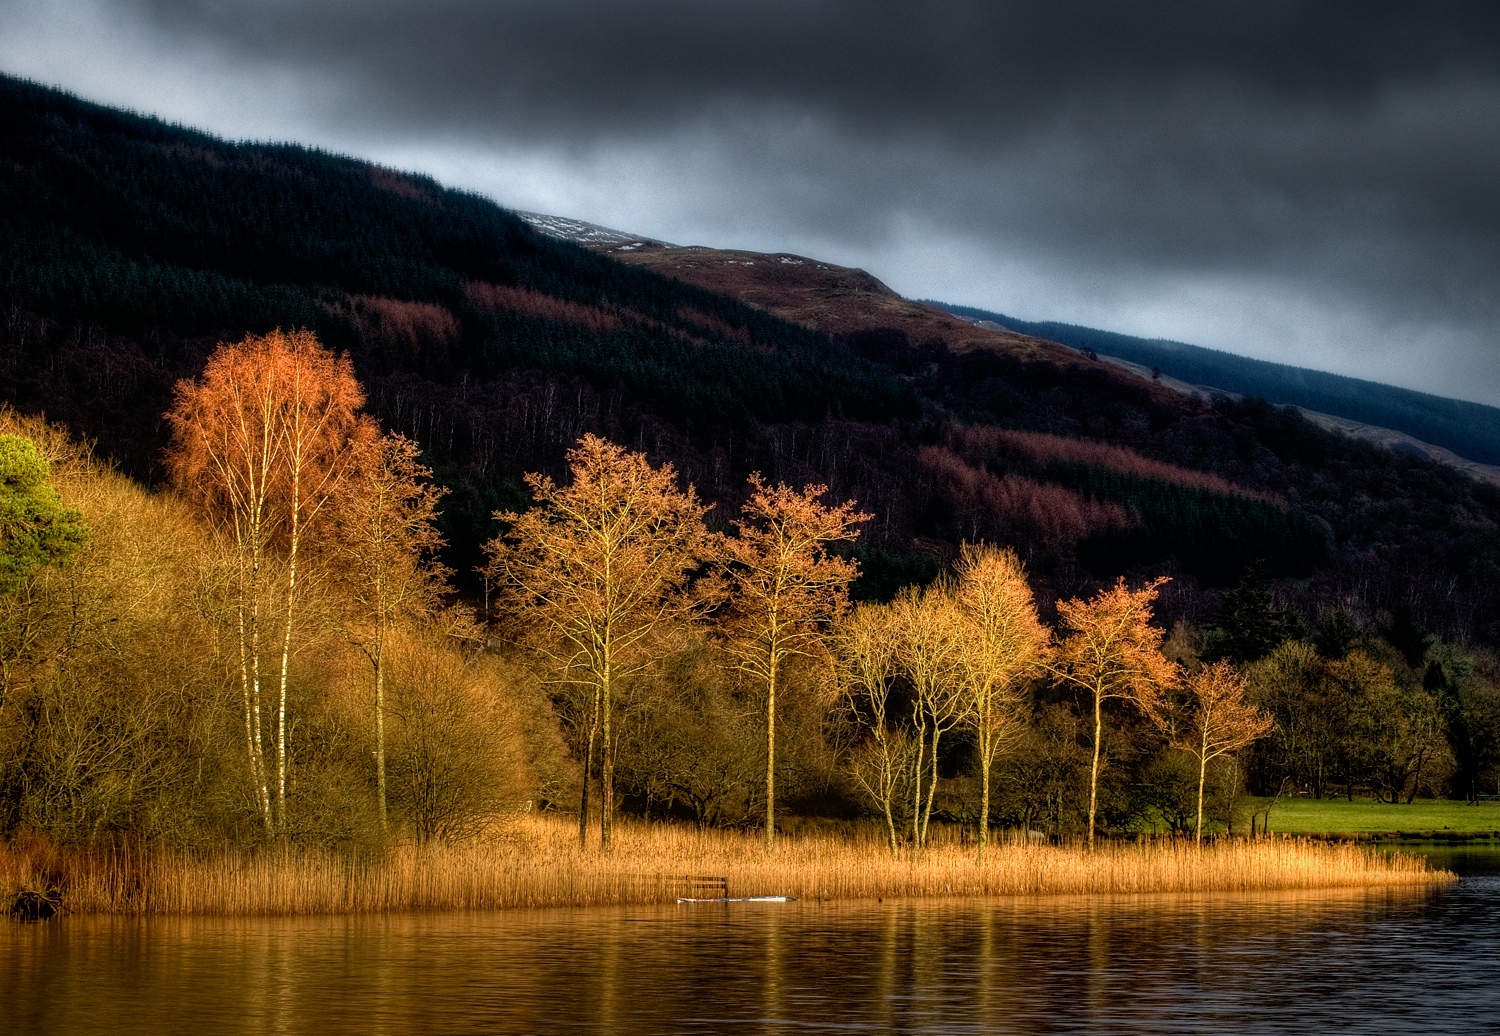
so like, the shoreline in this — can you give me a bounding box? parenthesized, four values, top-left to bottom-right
(1271, 830, 1500, 843)
(3, 817, 1453, 918)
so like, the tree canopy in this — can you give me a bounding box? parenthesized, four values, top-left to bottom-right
(0, 432, 89, 595)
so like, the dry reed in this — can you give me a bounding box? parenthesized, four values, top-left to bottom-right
(0, 817, 1449, 917)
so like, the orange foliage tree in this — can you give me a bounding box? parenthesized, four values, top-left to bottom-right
(1178, 661, 1274, 841)
(721, 475, 868, 850)
(166, 328, 367, 834)
(485, 434, 715, 850)
(1053, 577, 1177, 847)
(953, 543, 1050, 857)
(333, 432, 452, 830)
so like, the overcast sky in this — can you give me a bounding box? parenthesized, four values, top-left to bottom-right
(5, 1, 1500, 404)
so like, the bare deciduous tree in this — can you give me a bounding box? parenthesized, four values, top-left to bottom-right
(835, 602, 906, 854)
(890, 582, 966, 849)
(721, 475, 867, 850)
(485, 434, 714, 849)
(333, 432, 450, 830)
(1178, 660, 1273, 841)
(1053, 577, 1177, 848)
(952, 543, 1050, 857)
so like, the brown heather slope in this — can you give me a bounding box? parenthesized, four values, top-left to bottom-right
(605, 242, 1196, 415)
(608, 244, 987, 343)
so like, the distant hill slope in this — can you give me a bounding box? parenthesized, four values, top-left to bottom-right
(928, 302, 1500, 467)
(592, 242, 1108, 371)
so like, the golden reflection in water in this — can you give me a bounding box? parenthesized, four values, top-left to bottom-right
(0, 884, 1464, 1035)
(875, 900, 898, 1031)
(759, 902, 783, 1033)
(598, 912, 620, 1033)
(975, 903, 994, 1029)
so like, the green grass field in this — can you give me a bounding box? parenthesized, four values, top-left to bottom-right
(1243, 797, 1500, 837)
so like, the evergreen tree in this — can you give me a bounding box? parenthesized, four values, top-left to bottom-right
(1382, 601, 1431, 669)
(1202, 566, 1302, 664)
(1314, 610, 1362, 660)
(0, 433, 89, 595)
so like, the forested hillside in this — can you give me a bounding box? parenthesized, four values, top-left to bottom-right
(930, 301, 1500, 467)
(4, 73, 1500, 646)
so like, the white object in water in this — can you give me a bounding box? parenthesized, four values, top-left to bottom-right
(677, 896, 797, 904)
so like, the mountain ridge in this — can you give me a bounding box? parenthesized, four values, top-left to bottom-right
(930, 301, 1500, 468)
(944, 310, 1500, 487)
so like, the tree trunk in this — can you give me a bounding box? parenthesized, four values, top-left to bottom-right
(919, 725, 943, 848)
(764, 650, 777, 851)
(882, 768, 898, 857)
(601, 665, 613, 850)
(579, 685, 599, 851)
(1088, 688, 1104, 849)
(374, 618, 387, 832)
(978, 728, 992, 860)
(871, 719, 898, 856)
(910, 708, 926, 845)
(237, 550, 263, 832)
(1196, 748, 1208, 843)
(244, 531, 272, 834)
(1408, 747, 1427, 804)
(237, 618, 260, 826)
(277, 509, 299, 834)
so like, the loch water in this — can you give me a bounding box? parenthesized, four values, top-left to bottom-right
(4, 848, 1497, 1035)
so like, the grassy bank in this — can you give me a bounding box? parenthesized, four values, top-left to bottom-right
(1248, 797, 1500, 840)
(1, 817, 1449, 917)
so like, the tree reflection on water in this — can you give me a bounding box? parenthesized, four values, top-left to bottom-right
(4, 872, 1498, 1035)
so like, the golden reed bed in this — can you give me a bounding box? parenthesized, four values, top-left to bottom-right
(1, 816, 1450, 916)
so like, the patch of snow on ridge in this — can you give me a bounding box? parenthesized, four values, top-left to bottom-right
(515, 211, 674, 248)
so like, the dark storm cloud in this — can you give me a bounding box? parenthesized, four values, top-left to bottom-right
(131, 1, 1500, 135)
(12, 1, 1500, 399)
(128, 2, 1500, 280)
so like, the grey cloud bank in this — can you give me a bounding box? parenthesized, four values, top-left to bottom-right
(4, 1, 1500, 402)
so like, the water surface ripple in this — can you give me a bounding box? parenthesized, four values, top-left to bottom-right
(4, 857, 1497, 1034)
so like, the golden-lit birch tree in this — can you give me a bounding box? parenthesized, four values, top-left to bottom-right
(834, 601, 906, 854)
(167, 329, 365, 835)
(1178, 660, 1273, 841)
(722, 474, 867, 850)
(333, 432, 450, 830)
(1053, 577, 1177, 848)
(485, 434, 714, 850)
(953, 543, 1049, 857)
(891, 582, 967, 849)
